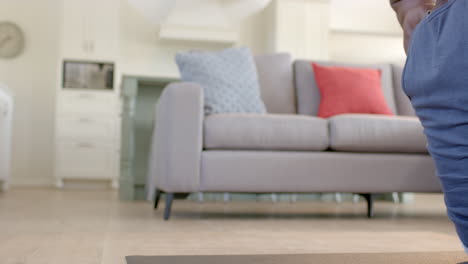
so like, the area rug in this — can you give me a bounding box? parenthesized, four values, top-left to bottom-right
(127, 252, 468, 264)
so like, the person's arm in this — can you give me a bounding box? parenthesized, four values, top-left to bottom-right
(391, 0, 437, 53)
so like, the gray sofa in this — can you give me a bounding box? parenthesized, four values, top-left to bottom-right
(147, 53, 441, 220)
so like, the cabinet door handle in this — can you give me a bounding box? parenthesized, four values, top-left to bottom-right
(78, 93, 94, 99)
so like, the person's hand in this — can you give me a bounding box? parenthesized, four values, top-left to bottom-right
(391, 0, 438, 53)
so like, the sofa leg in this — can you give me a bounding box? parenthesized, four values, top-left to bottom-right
(360, 193, 375, 218)
(174, 193, 190, 199)
(164, 193, 174, 221)
(161, 193, 190, 220)
(154, 189, 162, 209)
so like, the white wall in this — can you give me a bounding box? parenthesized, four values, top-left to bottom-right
(330, 0, 401, 35)
(119, 0, 268, 78)
(0, 0, 407, 186)
(329, 0, 406, 64)
(329, 32, 405, 64)
(258, 0, 405, 64)
(243, 0, 406, 64)
(0, 0, 268, 187)
(0, 0, 60, 186)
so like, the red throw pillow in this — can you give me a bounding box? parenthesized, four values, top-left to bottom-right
(312, 63, 394, 118)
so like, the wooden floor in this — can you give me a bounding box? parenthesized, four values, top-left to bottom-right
(0, 189, 463, 264)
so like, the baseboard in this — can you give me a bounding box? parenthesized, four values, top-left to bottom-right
(10, 177, 117, 190)
(61, 179, 114, 190)
(11, 177, 54, 187)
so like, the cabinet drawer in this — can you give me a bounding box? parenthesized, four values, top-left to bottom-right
(56, 140, 118, 179)
(57, 117, 117, 140)
(58, 91, 118, 116)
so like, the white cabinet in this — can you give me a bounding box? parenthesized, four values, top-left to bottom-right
(57, 91, 118, 117)
(55, 0, 121, 188)
(54, 90, 120, 188)
(57, 117, 118, 140)
(56, 139, 118, 181)
(159, 24, 239, 44)
(265, 0, 330, 60)
(158, 1, 240, 44)
(60, 0, 119, 61)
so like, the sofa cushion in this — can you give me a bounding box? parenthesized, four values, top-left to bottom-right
(204, 113, 329, 151)
(294, 61, 396, 116)
(255, 53, 296, 114)
(329, 114, 427, 153)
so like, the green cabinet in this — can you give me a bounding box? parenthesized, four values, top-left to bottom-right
(119, 75, 177, 201)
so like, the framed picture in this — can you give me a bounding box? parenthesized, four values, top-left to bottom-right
(62, 60, 114, 90)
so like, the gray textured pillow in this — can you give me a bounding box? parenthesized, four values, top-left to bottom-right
(175, 47, 267, 115)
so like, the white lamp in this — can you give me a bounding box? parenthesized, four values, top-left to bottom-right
(126, 0, 176, 25)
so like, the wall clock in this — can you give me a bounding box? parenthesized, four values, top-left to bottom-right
(0, 22, 25, 59)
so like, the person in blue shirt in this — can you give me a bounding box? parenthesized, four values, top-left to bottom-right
(391, 0, 468, 253)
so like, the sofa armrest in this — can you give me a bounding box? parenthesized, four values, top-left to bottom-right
(146, 82, 204, 199)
